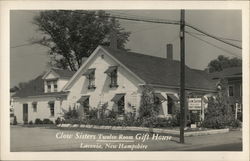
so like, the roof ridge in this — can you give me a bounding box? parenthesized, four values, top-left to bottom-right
(102, 45, 181, 63)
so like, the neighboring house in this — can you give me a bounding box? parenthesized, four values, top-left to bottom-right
(209, 67, 242, 120)
(12, 44, 216, 124)
(12, 69, 75, 123)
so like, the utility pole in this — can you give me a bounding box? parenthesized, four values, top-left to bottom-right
(179, 9, 186, 144)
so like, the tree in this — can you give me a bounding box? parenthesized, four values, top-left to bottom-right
(10, 86, 20, 93)
(207, 55, 242, 73)
(202, 79, 234, 129)
(33, 10, 130, 71)
(138, 85, 159, 118)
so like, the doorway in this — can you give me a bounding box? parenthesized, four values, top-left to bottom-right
(23, 103, 28, 124)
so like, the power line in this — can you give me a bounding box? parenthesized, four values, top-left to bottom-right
(185, 23, 242, 49)
(186, 32, 241, 58)
(10, 42, 37, 48)
(67, 10, 242, 50)
(131, 24, 166, 34)
(12, 10, 241, 51)
(186, 30, 241, 43)
(66, 10, 181, 26)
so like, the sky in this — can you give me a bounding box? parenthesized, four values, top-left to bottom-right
(10, 10, 242, 88)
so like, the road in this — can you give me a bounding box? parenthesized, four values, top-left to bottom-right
(10, 126, 242, 151)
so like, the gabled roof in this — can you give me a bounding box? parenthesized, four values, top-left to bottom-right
(12, 74, 69, 98)
(52, 68, 76, 79)
(102, 46, 216, 91)
(209, 67, 242, 79)
(63, 46, 216, 91)
(12, 75, 44, 98)
(43, 68, 76, 80)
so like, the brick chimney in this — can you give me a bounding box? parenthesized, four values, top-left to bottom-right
(166, 44, 173, 60)
(110, 29, 117, 50)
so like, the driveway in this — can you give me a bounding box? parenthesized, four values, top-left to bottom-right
(10, 126, 242, 151)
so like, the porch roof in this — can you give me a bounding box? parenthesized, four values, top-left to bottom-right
(77, 96, 90, 103)
(154, 93, 167, 102)
(111, 93, 125, 103)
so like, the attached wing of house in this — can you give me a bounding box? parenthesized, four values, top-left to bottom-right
(12, 68, 75, 124)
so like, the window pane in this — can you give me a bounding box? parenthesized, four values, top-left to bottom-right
(33, 104, 37, 112)
(110, 70, 118, 87)
(50, 103, 54, 116)
(54, 84, 57, 92)
(48, 85, 51, 92)
(88, 72, 95, 88)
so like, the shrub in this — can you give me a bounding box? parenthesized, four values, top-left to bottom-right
(28, 121, 33, 125)
(230, 119, 242, 128)
(35, 118, 43, 124)
(172, 110, 180, 127)
(88, 108, 98, 119)
(42, 119, 54, 124)
(201, 80, 237, 129)
(55, 117, 61, 125)
(13, 116, 17, 125)
(64, 118, 80, 124)
(107, 109, 117, 119)
(99, 102, 108, 119)
(64, 106, 79, 120)
(138, 86, 159, 118)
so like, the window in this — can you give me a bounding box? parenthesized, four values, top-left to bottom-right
(167, 96, 173, 114)
(83, 69, 96, 89)
(111, 94, 125, 115)
(47, 84, 51, 93)
(110, 69, 118, 88)
(105, 66, 118, 88)
(32, 102, 37, 112)
(228, 85, 234, 96)
(53, 81, 58, 92)
(77, 96, 90, 116)
(88, 71, 95, 89)
(83, 98, 90, 115)
(48, 102, 55, 117)
(117, 96, 125, 115)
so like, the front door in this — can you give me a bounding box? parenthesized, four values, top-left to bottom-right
(23, 104, 28, 124)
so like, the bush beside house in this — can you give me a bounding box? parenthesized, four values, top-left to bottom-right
(202, 79, 242, 129)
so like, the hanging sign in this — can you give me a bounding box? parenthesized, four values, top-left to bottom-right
(188, 98, 202, 110)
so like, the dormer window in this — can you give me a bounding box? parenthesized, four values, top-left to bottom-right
(83, 68, 96, 89)
(105, 66, 118, 88)
(46, 80, 58, 93)
(47, 82, 51, 93)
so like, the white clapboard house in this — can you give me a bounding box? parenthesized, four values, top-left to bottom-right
(12, 44, 216, 124)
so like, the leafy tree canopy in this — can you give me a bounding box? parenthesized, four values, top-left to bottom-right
(207, 55, 242, 73)
(33, 10, 130, 71)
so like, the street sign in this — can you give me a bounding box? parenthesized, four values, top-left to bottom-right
(188, 98, 202, 110)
